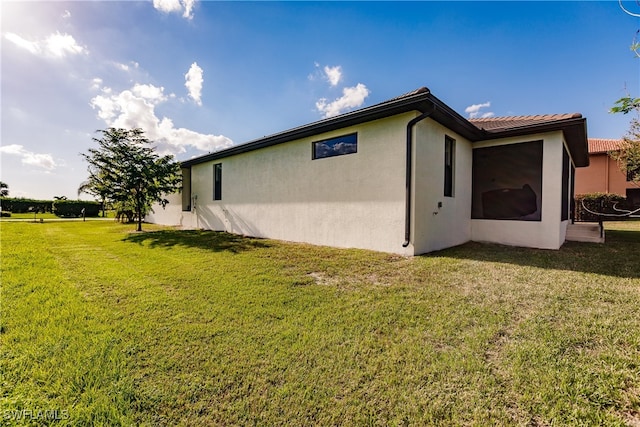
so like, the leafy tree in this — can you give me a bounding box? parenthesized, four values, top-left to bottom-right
(81, 128, 182, 231)
(0, 181, 9, 197)
(609, 4, 640, 189)
(610, 113, 640, 186)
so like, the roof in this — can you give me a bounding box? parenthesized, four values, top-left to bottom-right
(469, 114, 583, 132)
(182, 87, 589, 168)
(587, 138, 625, 154)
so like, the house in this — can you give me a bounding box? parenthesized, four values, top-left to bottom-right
(574, 138, 640, 204)
(147, 87, 589, 255)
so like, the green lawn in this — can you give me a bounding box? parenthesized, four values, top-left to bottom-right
(1, 221, 639, 426)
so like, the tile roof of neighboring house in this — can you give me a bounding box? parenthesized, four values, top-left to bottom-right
(469, 114, 583, 132)
(587, 138, 625, 154)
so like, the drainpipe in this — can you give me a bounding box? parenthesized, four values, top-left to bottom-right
(403, 104, 437, 248)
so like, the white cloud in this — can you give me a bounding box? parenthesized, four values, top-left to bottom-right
(153, 0, 196, 19)
(323, 65, 342, 87)
(132, 83, 168, 103)
(90, 83, 233, 155)
(465, 101, 494, 119)
(62, 10, 71, 19)
(90, 77, 103, 91)
(45, 32, 85, 57)
(0, 144, 57, 170)
(182, 0, 196, 19)
(316, 83, 370, 118)
(4, 33, 40, 55)
(153, 0, 182, 13)
(185, 62, 204, 106)
(4, 31, 87, 58)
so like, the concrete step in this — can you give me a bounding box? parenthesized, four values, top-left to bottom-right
(566, 223, 605, 243)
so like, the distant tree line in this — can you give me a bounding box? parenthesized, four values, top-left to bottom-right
(0, 197, 101, 217)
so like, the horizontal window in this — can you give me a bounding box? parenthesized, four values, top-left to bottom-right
(312, 133, 357, 160)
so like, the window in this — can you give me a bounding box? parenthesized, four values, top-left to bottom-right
(627, 160, 640, 182)
(471, 141, 543, 221)
(213, 163, 222, 200)
(561, 146, 570, 221)
(312, 133, 357, 159)
(444, 136, 455, 197)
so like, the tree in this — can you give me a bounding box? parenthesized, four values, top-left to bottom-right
(610, 113, 640, 186)
(81, 128, 182, 231)
(0, 181, 8, 197)
(609, 2, 640, 189)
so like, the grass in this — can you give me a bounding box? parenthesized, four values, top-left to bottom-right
(1, 221, 639, 426)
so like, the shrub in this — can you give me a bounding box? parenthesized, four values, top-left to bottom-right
(0, 197, 53, 213)
(52, 200, 102, 218)
(574, 193, 630, 222)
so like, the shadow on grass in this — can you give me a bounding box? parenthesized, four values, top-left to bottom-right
(428, 229, 640, 279)
(123, 229, 272, 254)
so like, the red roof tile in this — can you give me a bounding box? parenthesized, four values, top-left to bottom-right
(587, 138, 625, 154)
(469, 114, 583, 132)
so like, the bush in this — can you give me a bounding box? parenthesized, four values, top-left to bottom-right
(574, 193, 630, 222)
(0, 197, 53, 213)
(52, 200, 101, 218)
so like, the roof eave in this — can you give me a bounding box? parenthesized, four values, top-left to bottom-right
(476, 117, 590, 167)
(182, 89, 437, 167)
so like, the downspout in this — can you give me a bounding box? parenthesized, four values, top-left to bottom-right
(403, 104, 437, 248)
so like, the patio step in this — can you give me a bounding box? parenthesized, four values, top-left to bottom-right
(566, 223, 604, 244)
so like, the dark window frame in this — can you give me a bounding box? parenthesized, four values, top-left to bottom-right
(213, 163, 222, 201)
(444, 135, 455, 197)
(471, 140, 544, 221)
(312, 133, 358, 160)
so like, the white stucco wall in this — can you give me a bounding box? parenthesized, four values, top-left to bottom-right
(470, 131, 568, 250)
(412, 119, 473, 253)
(145, 192, 197, 229)
(184, 113, 417, 255)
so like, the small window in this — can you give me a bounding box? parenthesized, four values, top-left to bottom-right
(627, 160, 640, 182)
(313, 133, 357, 160)
(213, 163, 222, 200)
(444, 136, 455, 197)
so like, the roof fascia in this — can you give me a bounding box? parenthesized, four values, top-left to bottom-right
(182, 90, 438, 167)
(475, 117, 590, 167)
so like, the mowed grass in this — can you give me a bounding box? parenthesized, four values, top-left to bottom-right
(1, 221, 639, 426)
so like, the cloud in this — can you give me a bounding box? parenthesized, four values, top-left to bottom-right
(153, 0, 196, 19)
(4, 33, 40, 55)
(465, 101, 494, 119)
(0, 144, 57, 170)
(185, 62, 204, 106)
(4, 31, 87, 58)
(316, 83, 370, 118)
(323, 65, 342, 87)
(90, 83, 233, 155)
(62, 10, 71, 19)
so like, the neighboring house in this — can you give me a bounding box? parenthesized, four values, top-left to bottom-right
(574, 138, 640, 204)
(147, 87, 589, 255)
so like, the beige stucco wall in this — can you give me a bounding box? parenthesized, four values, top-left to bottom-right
(470, 131, 569, 250)
(412, 119, 473, 253)
(180, 113, 417, 254)
(148, 120, 576, 254)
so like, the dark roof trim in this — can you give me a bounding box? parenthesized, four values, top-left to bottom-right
(182, 87, 436, 167)
(181, 87, 589, 168)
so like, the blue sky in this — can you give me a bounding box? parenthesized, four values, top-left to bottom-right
(2, 1, 639, 199)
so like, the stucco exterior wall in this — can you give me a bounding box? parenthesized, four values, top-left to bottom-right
(412, 119, 473, 253)
(471, 131, 569, 250)
(574, 153, 636, 196)
(145, 191, 197, 228)
(182, 113, 417, 255)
